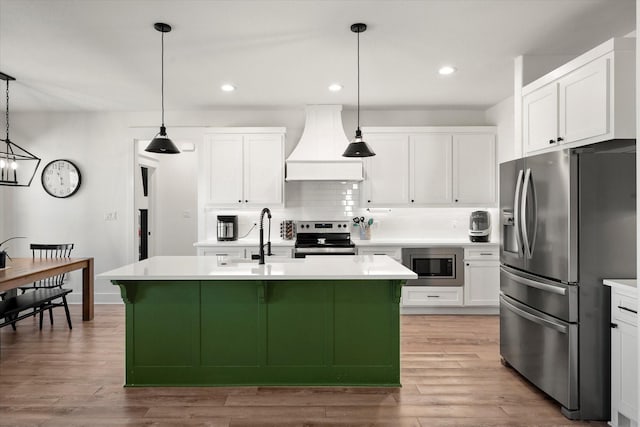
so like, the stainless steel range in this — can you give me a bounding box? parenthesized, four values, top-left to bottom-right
(294, 221, 356, 258)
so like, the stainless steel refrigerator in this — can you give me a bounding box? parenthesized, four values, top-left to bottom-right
(499, 140, 636, 420)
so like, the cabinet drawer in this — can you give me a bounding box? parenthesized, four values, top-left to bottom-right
(201, 247, 246, 258)
(612, 291, 637, 326)
(464, 247, 499, 260)
(357, 247, 402, 261)
(402, 286, 463, 307)
(247, 247, 292, 258)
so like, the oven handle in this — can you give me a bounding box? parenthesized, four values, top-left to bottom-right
(501, 267, 566, 295)
(500, 294, 568, 334)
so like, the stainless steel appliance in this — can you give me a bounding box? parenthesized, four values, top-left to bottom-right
(401, 247, 464, 286)
(469, 210, 490, 242)
(499, 141, 636, 420)
(216, 215, 238, 241)
(294, 221, 355, 258)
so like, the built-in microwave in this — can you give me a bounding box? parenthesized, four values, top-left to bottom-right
(401, 247, 464, 286)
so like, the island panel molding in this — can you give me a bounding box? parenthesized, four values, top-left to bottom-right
(114, 279, 402, 386)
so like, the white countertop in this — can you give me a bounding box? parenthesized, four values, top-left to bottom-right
(603, 279, 637, 291)
(193, 238, 497, 248)
(98, 255, 418, 281)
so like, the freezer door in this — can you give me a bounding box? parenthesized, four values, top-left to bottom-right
(522, 150, 577, 283)
(499, 158, 525, 270)
(500, 294, 578, 412)
(500, 265, 577, 322)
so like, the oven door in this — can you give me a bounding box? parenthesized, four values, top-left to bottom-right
(401, 248, 464, 286)
(294, 247, 357, 258)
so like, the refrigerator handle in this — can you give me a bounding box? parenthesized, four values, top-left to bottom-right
(500, 294, 568, 334)
(513, 169, 524, 257)
(521, 168, 532, 258)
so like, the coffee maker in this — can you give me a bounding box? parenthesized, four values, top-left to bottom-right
(468, 211, 490, 242)
(217, 215, 238, 241)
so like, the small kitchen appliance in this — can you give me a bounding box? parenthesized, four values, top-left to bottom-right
(216, 215, 238, 241)
(468, 210, 490, 242)
(294, 221, 356, 258)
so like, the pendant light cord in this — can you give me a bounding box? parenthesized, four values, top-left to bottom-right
(356, 30, 360, 130)
(4, 80, 9, 141)
(161, 31, 165, 128)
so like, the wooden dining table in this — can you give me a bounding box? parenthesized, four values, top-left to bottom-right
(0, 257, 95, 321)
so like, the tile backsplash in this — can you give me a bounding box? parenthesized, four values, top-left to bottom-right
(202, 181, 498, 242)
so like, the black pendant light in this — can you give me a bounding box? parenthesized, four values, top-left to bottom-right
(343, 23, 375, 158)
(0, 72, 41, 187)
(145, 22, 180, 154)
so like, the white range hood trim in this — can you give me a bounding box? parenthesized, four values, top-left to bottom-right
(285, 105, 363, 181)
(286, 160, 363, 181)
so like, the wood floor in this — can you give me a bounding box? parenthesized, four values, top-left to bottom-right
(0, 305, 607, 426)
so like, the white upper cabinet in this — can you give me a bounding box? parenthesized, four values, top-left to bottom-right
(523, 83, 559, 153)
(362, 133, 410, 205)
(201, 128, 285, 208)
(207, 134, 244, 205)
(558, 57, 608, 143)
(453, 134, 495, 204)
(522, 38, 635, 155)
(362, 127, 496, 207)
(243, 134, 284, 206)
(410, 134, 452, 204)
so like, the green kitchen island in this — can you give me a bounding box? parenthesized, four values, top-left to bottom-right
(98, 255, 416, 387)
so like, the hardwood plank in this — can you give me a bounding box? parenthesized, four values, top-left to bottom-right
(0, 306, 606, 426)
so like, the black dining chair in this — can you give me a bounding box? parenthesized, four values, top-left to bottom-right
(14, 243, 75, 330)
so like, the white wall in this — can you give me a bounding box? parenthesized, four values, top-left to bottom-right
(485, 96, 515, 163)
(0, 107, 490, 303)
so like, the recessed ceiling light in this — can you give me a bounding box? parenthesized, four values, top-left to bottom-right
(438, 66, 457, 76)
(328, 83, 343, 92)
(221, 84, 236, 92)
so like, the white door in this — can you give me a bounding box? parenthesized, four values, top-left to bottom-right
(523, 83, 559, 154)
(243, 134, 284, 206)
(363, 134, 410, 205)
(559, 56, 609, 144)
(410, 134, 452, 204)
(208, 134, 244, 205)
(453, 134, 495, 204)
(463, 261, 500, 306)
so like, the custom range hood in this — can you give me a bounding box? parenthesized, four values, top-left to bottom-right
(285, 105, 363, 181)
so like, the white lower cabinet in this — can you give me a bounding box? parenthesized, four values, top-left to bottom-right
(357, 246, 402, 262)
(246, 246, 292, 259)
(199, 247, 246, 258)
(610, 286, 638, 427)
(463, 246, 500, 307)
(198, 246, 292, 259)
(402, 286, 463, 307)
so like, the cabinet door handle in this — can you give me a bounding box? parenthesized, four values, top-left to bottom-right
(455, 199, 459, 202)
(479, 252, 493, 256)
(557, 137, 564, 142)
(617, 305, 638, 314)
(367, 200, 371, 203)
(611, 323, 618, 328)
(427, 295, 440, 298)
(238, 200, 242, 203)
(411, 199, 415, 203)
(466, 263, 470, 266)
(549, 139, 555, 144)
(245, 200, 248, 203)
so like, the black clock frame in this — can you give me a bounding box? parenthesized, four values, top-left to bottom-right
(41, 159, 82, 198)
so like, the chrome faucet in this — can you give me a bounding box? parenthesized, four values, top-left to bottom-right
(259, 208, 273, 264)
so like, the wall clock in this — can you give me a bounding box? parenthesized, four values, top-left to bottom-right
(41, 159, 82, 198)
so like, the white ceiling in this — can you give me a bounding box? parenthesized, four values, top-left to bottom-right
(0, 0, 635, 112)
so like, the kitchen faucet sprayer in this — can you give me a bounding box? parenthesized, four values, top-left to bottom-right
(259, 208, 273, 264)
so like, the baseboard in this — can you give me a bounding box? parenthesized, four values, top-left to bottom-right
(401, 306, 499, 315)
(67, 293, 123, 304)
